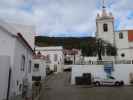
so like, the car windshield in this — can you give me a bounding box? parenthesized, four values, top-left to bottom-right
(108, 76, 115, 79)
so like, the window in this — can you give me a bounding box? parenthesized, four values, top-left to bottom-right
(108, 76, 115, 79)
(119, 32, 123, 39)
(103, 23, 108, 32)
(28, 60, 32, 73)
(121, 53, 125, 57)
(33, 63, 39, 72)
(21, 55, 25, 71)
(32, 76, 41, 81)
(34, 63, 39, 68)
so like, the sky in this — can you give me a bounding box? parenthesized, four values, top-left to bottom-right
(0, 0, 132, 37)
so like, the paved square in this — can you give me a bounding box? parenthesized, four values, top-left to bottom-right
(39, 72, 133, 100)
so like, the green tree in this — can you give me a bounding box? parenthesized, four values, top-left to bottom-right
(96, 38, 117, 60)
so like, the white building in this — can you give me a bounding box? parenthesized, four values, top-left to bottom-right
(115, 30, 133, 60)
(36, 46, 64, 73)
(71, 3, 133, 86)
(64, 49, 82, 64)
(96, 5, 133, 61)
(32, 54, 46, 82)
(0, 56, 11, 100)
(0, 20, 35, 100)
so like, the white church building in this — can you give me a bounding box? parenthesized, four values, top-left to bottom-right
(71, 3, 133, 86)
(96, 5, 133, 61)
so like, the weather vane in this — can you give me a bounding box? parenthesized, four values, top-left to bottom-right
(102, 0, 106, 8)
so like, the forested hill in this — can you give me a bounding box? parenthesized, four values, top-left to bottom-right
(35, 36, 96, 48)
(35, 36, 97, 56)
(35, 36, 116, 57)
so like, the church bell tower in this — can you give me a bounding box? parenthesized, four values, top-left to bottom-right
(96, 0, 115, 45)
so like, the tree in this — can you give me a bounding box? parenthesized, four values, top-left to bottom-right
(96, 39, 103, 60)
(96, 38, 117, 61)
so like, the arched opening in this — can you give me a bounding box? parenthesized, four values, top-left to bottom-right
(103, 23, 108, 32)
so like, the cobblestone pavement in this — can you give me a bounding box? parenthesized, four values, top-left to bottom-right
(39, 72, 133, 100)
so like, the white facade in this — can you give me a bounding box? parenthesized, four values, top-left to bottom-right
(96, 7, 133, 61)
(36, 46, 64, 73)
(96, 8, 115, 45)
(32, 59, 46, 81)
(115, 30, 133, 60)
(83, 57, 98, 62)
(11, 23, 35, 49)
(64, 49, 82, 64)
(12, 37, 33, 96)
(71, 64, 133, 85)
(0, 20, 34, 99)
(0, 56, 10, 100)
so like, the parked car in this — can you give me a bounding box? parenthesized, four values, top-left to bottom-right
(93, 76, 124, 86)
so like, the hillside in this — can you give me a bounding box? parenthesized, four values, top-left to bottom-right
(35, 36, 97, 56)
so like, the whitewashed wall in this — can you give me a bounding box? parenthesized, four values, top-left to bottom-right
(96, 19, 114, 44)
(84, 57, 98, 61)
(71, 64, 133, 85)
(11, 23, 35, 49)
(63, 65, 73, 70)
(0, 21, 34, 99)
(112, 64, 133, 85)
(115, 31, 129, 49)
(32, 59, 46, 80)
(12, 38, 33, 95)
(36, 47, 64, 73)
(0, 56, 10, 100)
(117, 49, 132, 60)
(115, 31, 133, 60)
(71, 65, 105, 85)
(0, 27, 15, 65)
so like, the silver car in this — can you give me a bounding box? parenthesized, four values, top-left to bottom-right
(93, 76, 124, 86)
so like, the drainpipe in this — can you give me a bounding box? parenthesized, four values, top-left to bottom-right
(6, 67, 12, 100)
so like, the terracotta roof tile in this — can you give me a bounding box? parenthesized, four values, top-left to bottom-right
(128, 30, 133, 42)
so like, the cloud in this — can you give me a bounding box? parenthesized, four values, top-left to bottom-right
(33, 0, 98, 36)
(108, 0, 133, 30)
(0, 0, 132, 36)
(0, 0, 35, 25)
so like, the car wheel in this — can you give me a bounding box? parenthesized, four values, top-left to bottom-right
(120, 81, 124, 86)
(115, 82, 120, 86)
(95, 81, 100, 86)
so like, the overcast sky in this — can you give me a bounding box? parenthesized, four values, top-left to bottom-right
(0, 0, 132, 37)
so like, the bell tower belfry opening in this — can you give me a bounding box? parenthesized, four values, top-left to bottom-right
(96, 0, 115, 45)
